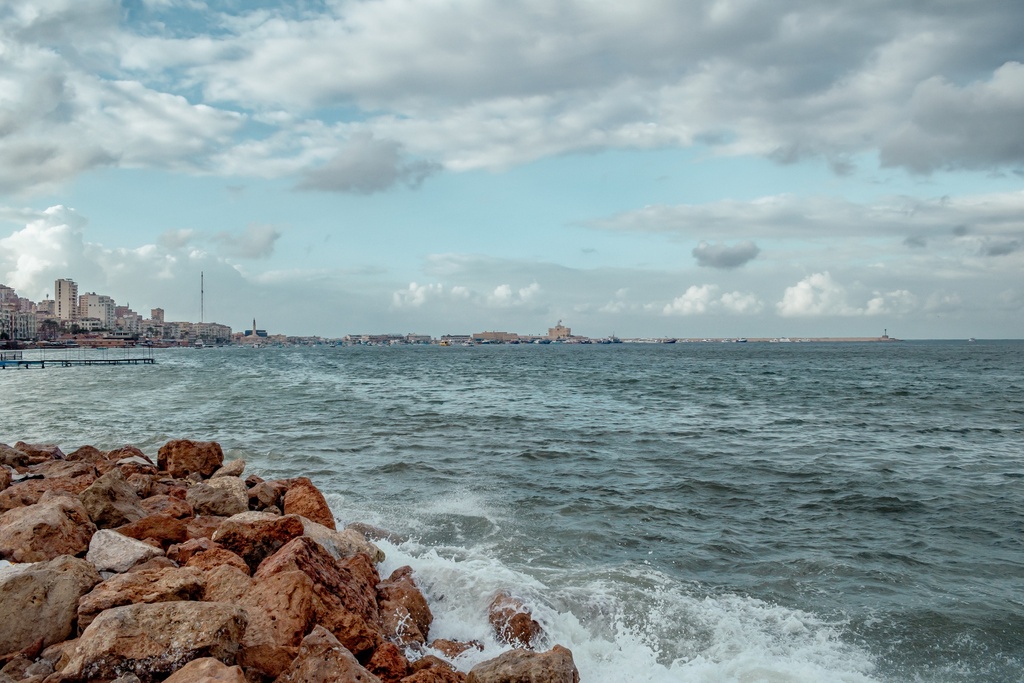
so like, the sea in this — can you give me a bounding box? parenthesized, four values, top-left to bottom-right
(2, 340, 1022, 683)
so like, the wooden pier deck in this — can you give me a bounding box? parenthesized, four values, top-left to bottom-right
(0, 350, 156, 369)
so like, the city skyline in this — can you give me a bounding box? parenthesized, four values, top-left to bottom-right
(0, 2, 1022, 339)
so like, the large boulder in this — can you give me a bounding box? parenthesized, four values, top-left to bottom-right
(139, 494, 194, 519)
(158, 440, 224, 479)
(13, 442, 65, 464)
(0, 469, 97, 513)
(115, 512, 190, 549)
(0, 443, 31, 468)
(466, 646, 579, 683)
(78, 468, 148, 528)
(236, 570, 321, 678)
(60, 601, 248, 683)
(86, 528, 165, 573)
(186, 477, 247, 517)
(378, 566, 432, 646)
(210, 511, 306, 572)
(185, 547, 250, 575)
(211, 459, 246, 479)
(201, 564, 253, 603)
(66, 445, 106, 463)
(0, 555, 101, 656)
(274, 625, 382, 683)
(283, 477, 336, 529)
(0, 466, 10, 492)
(0, 494, 96, 562)
(365, 641, 410, 683)
(487, 591, 545, 649)
(163, 657, 246, 683)
(248, 479, 288, 511)
(77, 566, 206, 631)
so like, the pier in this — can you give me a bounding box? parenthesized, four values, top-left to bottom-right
(0, 349, 156, 369)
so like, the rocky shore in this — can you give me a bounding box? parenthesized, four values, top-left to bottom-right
(0, 439, 580, 683)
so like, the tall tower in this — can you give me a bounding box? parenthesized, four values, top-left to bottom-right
(54, 278, 78, 321)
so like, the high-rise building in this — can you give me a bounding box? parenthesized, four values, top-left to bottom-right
(151, 308, 164, 323)
(79, 293, 116, 329)
(54, 278, 78, 321)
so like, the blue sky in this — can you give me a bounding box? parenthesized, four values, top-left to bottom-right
(1, 0, 1022, 338)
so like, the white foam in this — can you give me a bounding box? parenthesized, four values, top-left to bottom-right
(374, 539, 882, 683)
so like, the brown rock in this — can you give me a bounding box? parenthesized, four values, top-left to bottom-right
(14, 442, 65, 464)
(283, 477, 336, 529)
(403, 656, 467, 683)
(115, 512, 189, 549)
(300, 518, 385, 564)
(211, 459, 246, 479)
(65, 445, 106, 463)
(346, 522, 407, 545)
(157, 439, 224, 479)
(274, 625, 382, 683)
(125, 473, 154, 498)
(0, 466, 9, 492)
(186, 480, 247, 517)
(244, 474, 265, 487)
(106, 445, 151, 463)
(378, 566, 432, 646)
(257, 535, 382, 621)
(487, 592, 544, 649)
(187, 515, 227, 541)
(78, 468, 148, 528)
(86, 528, 165, 573)
(210, 511, 305, 572)
(0, 555, 100, 657)
(185, 547, 250, 574)
(61, 601, 247, 683)
(201, 564, 252, 603)
(0, 443, 30, 468)
(0, 495, 96, 562)
(167, 537, 220, 565)
(0, 470, 97, 513)
(163, 657, 246, 683)
(140, 494, 194, 519)
(127, 555, 178, 572)
(465, 646, 578, 683)
(429, 640, 483, 659)
(366, 641, 410, 683)
(247, 480, 287, 511)
(236, 570, 320, 679)
(26, 460, 95, 480)
(77, 566, 206, 631)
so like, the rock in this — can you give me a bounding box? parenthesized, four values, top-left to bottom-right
(125, 473, 154, 498)
(236, 570, 320, 679)
(77, 566, 206, 631)
(186, 479, 248, 517)
(163, 657, 246, 683)
(0, 470, 97, 513)
(14, 442, 65, 464)
(244, 474, 264, 487)
(157, 440, 224, 480)
(408, 655, 465, 682)
(300, 517, 385, 563)
(0, 443, 32, 469)
(247, 480, 287, 511)
(346, 522, 407, 545)
(366, 641, 410, 683)
(185, 547, 250, 575)
(0, 495, 96, 562)
(115, 512, 190, 548)
(283, 477, 336, 529)
(86, 529, 165, 573)
(211, 459, 246, 479)
(61, 601, 248, 683)
(210, 511, 305, 572)
(140, 494, 194, 519)
(465, 646, 579, 683)
(65, 445, 106, 463)
(187, 515, 227, 541)
(25, 460, 95, 480)
(254, 536, 382, 657)
(378, 566, 433, 646)
(201, 564, 252, 603)
(106, 446, 152, 463)
(487, 592, 544, 649)
(429, 640, 483, 659)
(78, 468, 148, 528)
(0, 555, 100, 657)
(0, 467, 9, 492)
(274, 625, 382, 683)
(166, 537, 219, 565)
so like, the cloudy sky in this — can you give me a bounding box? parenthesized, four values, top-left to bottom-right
(1, 0, 1022, 338)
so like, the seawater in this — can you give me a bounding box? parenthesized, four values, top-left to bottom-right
(2, 341, 1022, 682)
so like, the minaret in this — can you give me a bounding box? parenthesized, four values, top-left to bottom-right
(253, 318, 256, 336)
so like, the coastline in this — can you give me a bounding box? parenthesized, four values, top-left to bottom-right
(0, 439, 580, 683)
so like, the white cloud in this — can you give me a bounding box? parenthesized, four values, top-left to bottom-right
(662, 284, 763, 316)
(776, 272, 920, 317)
(392, 282, 445, 308)
(214, 223, 282, 259)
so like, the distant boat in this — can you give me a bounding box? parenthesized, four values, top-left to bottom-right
(968, 338, 977, 343)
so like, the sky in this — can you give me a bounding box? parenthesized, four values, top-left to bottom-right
(1, 0, 1022, 339)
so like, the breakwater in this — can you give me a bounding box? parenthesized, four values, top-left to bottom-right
(0, 439, 580, 683)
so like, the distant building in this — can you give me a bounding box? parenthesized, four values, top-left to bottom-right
(79, 293, 116, 329)
(548, 320, 571, 340)
(55, 278, 78, 321)
(151, 308, 164, 323)
(473, 331, 520, 343)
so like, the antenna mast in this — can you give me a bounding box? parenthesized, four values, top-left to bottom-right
(201, 271, 204, 323)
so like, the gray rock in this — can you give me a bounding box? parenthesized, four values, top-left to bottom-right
(86, 529, 164, 573)
(79, 468, 147, 528)
(467, 645, 580, 683)
(0, 555, 101, 656)
(211, 458, 246, 478)
(186, 478, 247, 517)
